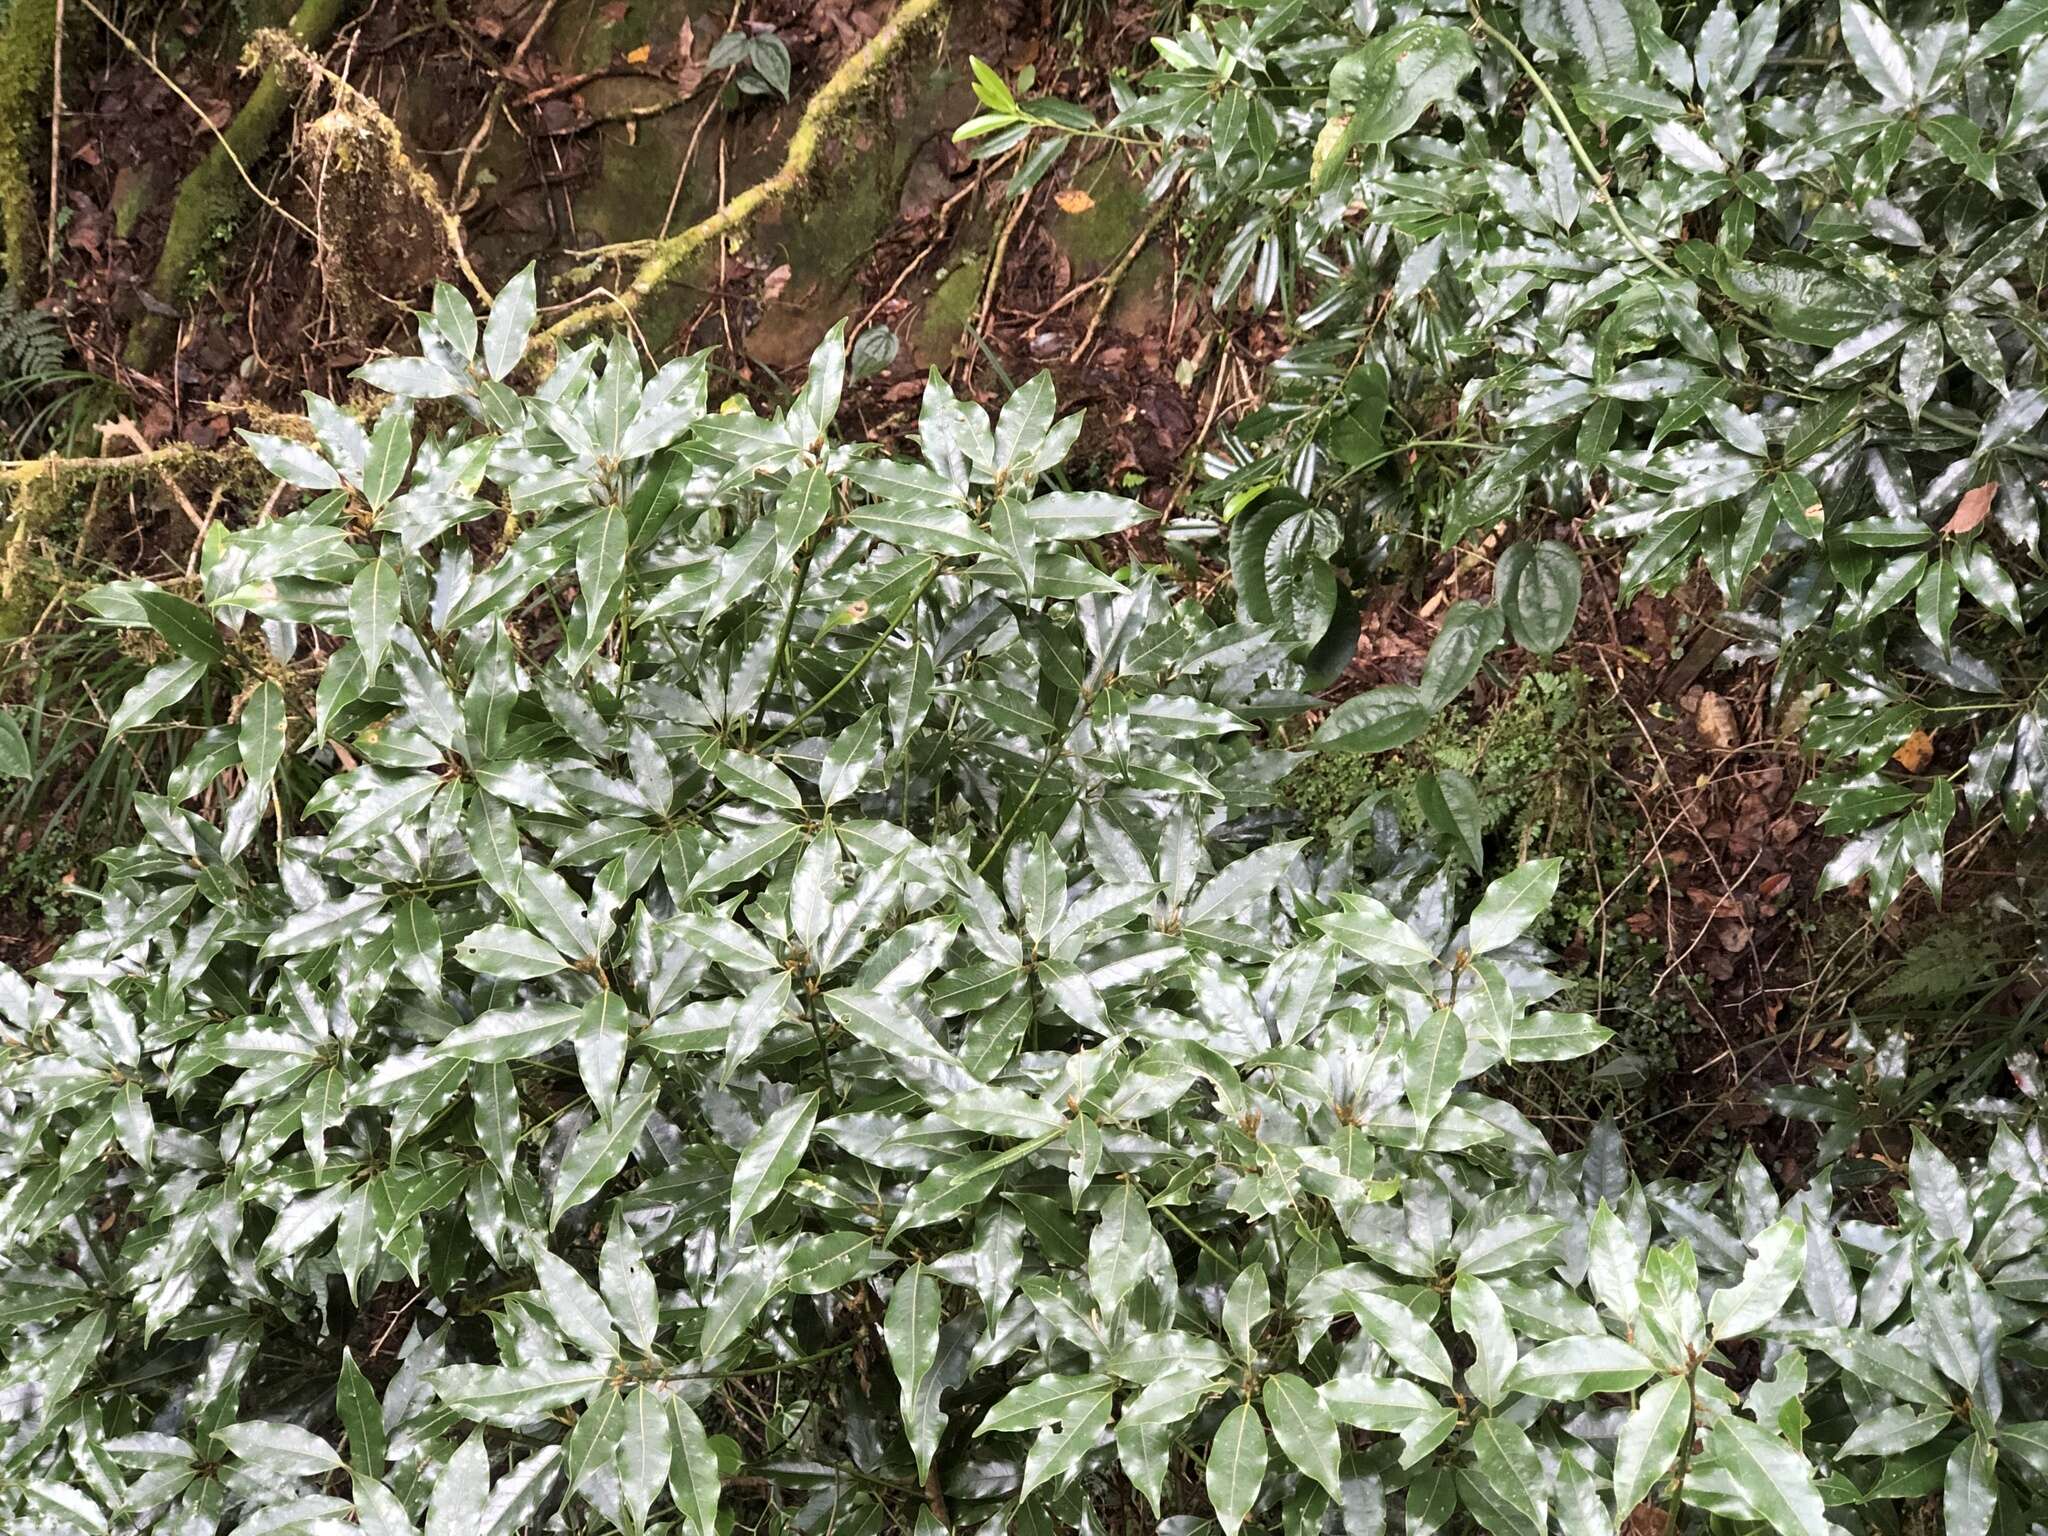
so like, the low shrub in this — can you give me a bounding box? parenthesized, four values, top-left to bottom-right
(2, 282, 2045, 1536)
(964, 0, 2048, 912)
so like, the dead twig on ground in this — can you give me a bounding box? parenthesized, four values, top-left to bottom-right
(1070, 185, 1179, 362)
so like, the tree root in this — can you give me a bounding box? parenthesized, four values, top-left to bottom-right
(532, 0, 954, 364)
(248, 25, 489, 303)
(1070, 186, 1178, 362)
(0, 0, 60, 292)
(122, 0, 356, 373)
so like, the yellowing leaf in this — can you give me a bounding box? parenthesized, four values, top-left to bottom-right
(1892, 729, 1934, 772)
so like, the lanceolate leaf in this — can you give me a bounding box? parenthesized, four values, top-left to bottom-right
(1263, 1373, 1342, 1498)
(1689, 1415, 1828, 1536)
(1328, 22, 1478, 149)
(17, 268, 2046, 1536)
(552, 1090, 657, 1225)
(1522, 0, 1639, 79)
(885, 1264, 944, 1481)
(1206, 1402, 1268, 1536)
(728, 1091, 819, 1237)
(1611, 1374, 1689, 1516)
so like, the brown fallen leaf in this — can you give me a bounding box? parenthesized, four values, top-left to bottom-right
(1892, 728, 1935, 773)
(1686, 888, 1745, 919)
(1944, 481, 1996, 535)
(1694, 690, 1738, 750)
(1054, 189, 1095, 214)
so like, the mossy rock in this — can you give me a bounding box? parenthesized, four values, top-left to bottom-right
(913, 255, 983, 365)
(1052, 155, 1151, 275)
(545, 0, 718, 74)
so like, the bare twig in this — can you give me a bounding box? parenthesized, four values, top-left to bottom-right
(652, 0, 741, 241)
(963, 191, 1032, 382)
(451, 83, 507, 206)
(510, 0, 560, 67)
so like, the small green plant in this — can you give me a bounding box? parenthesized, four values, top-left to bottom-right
(0, 281, 109, 455)
(708, 25, 792, 101)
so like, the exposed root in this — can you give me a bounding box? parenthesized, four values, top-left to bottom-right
(0, 0, 59, 292)
(121, 0, 356, 372)
(249, 25, 489, 304)
(964, 192, 1030, 381)
(44, 0, 64, 289)
(532, 0, 954, 364)
(1071, 186, 1179, 362)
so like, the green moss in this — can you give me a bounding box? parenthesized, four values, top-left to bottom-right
(125, 0, 356, 371)
(1285, 669, 1595, 852)
(0, 0, 59, 292)
(1054, 156, 1149, 273)
(916, 256, 984, 363)
(1285, 669, 1714, 1146)
(0, 466, 87, 639)
(0, 447, 265, 638)
(110, 165, 157, 241)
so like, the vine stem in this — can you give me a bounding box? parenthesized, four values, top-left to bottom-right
(1659, 1363, 1702, 1531)
(974, 731, 1064, 876)
(758, 563, 941, 749)
(45, 0, 63, 291)
(750, 536, 818, 739)
(1465, 4, 1689, 286)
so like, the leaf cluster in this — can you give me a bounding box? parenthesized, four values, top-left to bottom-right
(995, 0, 2048, 911)
(5, 274, 2048, 1536)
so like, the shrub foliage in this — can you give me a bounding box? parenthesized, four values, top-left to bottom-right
(3, 282, 2048, 1536)
(966, 0, 2048, 911)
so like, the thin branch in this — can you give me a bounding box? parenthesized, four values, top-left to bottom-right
(44, 0, 63, 290)
(73, 0, 319, 242)
(1466, 3, 1689, 286)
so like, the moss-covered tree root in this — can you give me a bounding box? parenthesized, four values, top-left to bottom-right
(122, 0, 355, 373)
(0, 0, 60, 293)
(1, 442, 265, 637)
(533, 0, 953, 362)
(248, 25, 488, 304)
